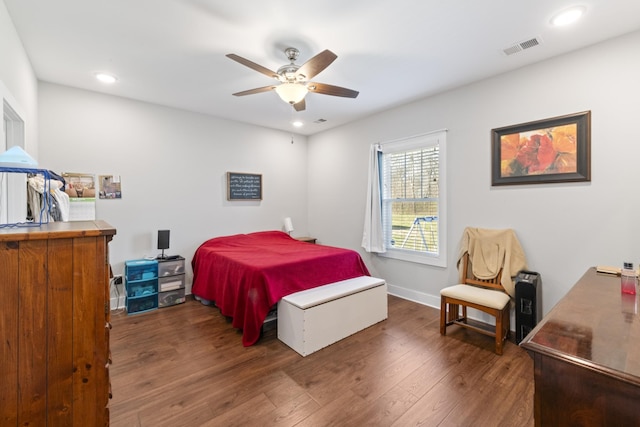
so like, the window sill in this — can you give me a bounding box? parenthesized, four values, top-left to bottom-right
(378, 248, 447, 267)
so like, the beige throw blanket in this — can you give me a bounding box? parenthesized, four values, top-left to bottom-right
(457, 227, 528, 298)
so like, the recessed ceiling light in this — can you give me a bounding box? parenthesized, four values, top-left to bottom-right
(95, 73, 118, 84)
(551, 6, 586, 27)
(292, 121, 303, 128)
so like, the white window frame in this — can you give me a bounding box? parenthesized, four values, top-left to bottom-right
(378, 130, 447, 267)
(1, 80, 27, 225)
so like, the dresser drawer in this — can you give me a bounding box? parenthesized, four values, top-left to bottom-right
(159, 288, 186, 307)
(158, 274, 185, 292)
(126, 294, 158, 314)
(158, 257, 185, 276)
(126, 278, 158, 297)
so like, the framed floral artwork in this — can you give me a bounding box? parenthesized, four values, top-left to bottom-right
(491, 111, 591, 186)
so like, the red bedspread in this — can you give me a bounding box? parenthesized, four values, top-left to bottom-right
(191, 231, 370, 346)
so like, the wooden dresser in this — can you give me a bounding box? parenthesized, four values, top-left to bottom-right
(0, 220, 116, 426)
(521, 267, 640, 425)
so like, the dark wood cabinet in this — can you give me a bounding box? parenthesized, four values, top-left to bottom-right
(521, 268, 640, 425)
(295, 236, 317, 244)
(0, 220, 116, 426)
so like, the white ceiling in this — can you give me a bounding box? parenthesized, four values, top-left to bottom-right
(5, 0, 640, 136)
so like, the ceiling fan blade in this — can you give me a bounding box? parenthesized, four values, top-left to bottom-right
(307, 82, 359, 98)
(226, 54, 278, 79)
(232, 85, 276, 96)
(293, 99, 306, 112)
(297, 50, 337, 80)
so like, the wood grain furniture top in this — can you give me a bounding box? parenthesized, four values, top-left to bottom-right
(0, 219, 115, 241)
(521, 267, 640, 425)
(521, 267, 640, 384)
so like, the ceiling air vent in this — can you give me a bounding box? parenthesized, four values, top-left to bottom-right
(314, 118, 327, 124)
(502, 36, 543, 56)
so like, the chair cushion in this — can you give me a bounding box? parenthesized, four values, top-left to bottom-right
(440, 284, 510, 310)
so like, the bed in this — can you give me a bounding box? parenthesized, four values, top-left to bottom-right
(191, 231, 371, 346)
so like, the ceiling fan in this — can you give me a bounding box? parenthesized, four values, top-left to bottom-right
(226, 47, 359, 112)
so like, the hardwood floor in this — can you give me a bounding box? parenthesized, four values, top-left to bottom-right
(109, 295, 534, 426)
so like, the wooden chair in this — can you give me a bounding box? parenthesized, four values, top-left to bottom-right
(440, 252, 511, 355)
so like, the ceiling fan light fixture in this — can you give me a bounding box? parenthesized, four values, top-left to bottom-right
(275, 82, 308, 105)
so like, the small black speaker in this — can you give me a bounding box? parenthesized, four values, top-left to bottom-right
(515, 270, 542, 344)
(157, 229, 170, 256)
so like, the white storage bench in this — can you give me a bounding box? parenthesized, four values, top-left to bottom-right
(277, 276, 387, 356)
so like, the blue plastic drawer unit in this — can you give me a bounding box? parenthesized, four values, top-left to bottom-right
(125, 259, 159, 314)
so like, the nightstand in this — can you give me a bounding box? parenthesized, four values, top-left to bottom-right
(296, 236, 317, 244)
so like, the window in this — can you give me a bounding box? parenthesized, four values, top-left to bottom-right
(379, 130, 447, 267)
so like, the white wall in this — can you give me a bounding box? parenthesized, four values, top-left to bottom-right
(38, 82, 309, 292)
(0, 0, 37, 156)
(307, 30, 640, 319)
(5, 0, 640, 320)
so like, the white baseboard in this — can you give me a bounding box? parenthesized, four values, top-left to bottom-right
(387, 282, 441, 309)
(110, 284, 126, 311)
(110, 295, 126, 310)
